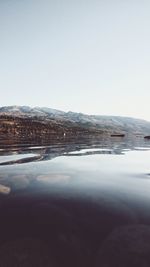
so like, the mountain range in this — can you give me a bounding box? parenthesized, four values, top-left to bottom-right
(0, 106, 150, 141)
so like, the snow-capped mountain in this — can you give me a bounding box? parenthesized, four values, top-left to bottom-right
(0, 106, 150, 136)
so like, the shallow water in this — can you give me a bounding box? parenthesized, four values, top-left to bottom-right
(0, 137, 150, 267)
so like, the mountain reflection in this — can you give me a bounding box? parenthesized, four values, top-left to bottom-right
(0, 136, 150, 166)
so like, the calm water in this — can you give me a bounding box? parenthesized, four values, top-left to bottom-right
(0, 137, 150, 267)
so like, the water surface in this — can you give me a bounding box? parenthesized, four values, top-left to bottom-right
(0, 137, 150, 267)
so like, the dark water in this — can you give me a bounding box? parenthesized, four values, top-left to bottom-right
(0, 137, 150, 267)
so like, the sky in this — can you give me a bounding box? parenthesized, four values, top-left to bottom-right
(0, 0, 150, 120)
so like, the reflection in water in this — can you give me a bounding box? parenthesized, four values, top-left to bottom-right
(0, 136, 150, 165)
(0, 137, 150, 266)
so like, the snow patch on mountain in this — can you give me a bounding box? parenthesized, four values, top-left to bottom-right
(1, 105, 150, 135)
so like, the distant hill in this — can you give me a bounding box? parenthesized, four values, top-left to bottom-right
(0, 106, 150, 141)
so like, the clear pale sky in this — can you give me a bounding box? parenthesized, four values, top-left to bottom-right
(0, 0, 150, 120)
